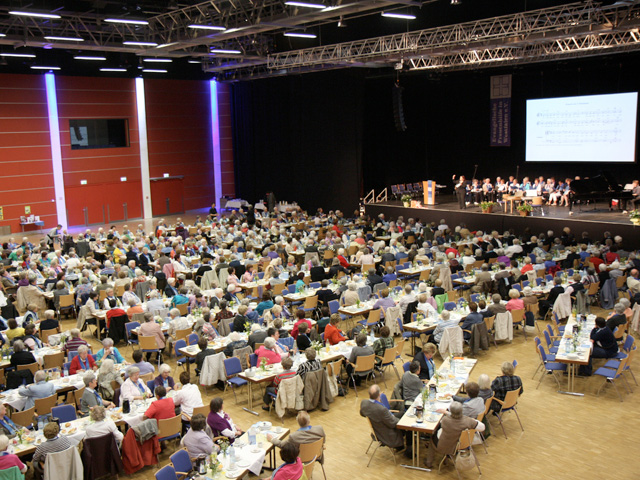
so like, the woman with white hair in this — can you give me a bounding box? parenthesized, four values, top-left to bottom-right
(98, 359, 123, 401)
(223, 331, 248, 357)
(256, 337, 282, 366)
(69, 345, 96, 374)
(341, 282, 360, 306)
(95, 337, 126, 364)
(121, 366, 152, 402)
(153, 363, 175, 391)
(505, 289, 524, 311)
(0, 435, 27, 473)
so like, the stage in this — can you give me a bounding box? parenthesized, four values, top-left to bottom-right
(365, 195, 640, 245)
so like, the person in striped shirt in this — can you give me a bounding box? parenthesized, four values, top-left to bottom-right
(296, 348, 322, 380)
(64, 328, 89, 355)
(33, 422, 72, 479)
(262, 357, 297, 411)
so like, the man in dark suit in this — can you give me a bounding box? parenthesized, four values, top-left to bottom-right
(359, 384, 405, 450)
(269, 411, 327, 463)
(310, 261, 327, 282)
(539, 277, 565, 318)
(229, 256, 245, 278)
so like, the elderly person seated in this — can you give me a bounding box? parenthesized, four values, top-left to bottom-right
(346, 333, 375, 385)
(416, 293, 438, 320)
(606, 302, 628, 332)
(10, 340, 36, 369)
(372, 326, 395, 366)
(121, 366, 153, 402)
(427, 311, 460, 345)
(173, 371, 204, 420)
(64, 328, 89, 355)
(262, 357, 296, 411)
(18, 370, 56, 410)
(460, 302, 485, 340)
(22, 323, 44, 350)
(69, 345, 97, 374)
(256, 337, 282, 366)
(451, 381, 485, 418)
(5, 319, 25, 343)
(0, 404, 21, 438)
(522, 286, 538, 308)
(424, 401, 485, 469)
(146, 290, 165, 313)
(505, 289, 524, 311)
(33, 422, 73, 479)
(85, 405, 124, 446)
(95, 337, 126, 363)
(400, 361, 424, 403)
(207, 397, 243, 442)
(143, 386, 176, 421)
(296, 347, 322, 380)
(181, 413, 216, 459)
(0, 434, 27, 474)
(148, 363, 174, 393)
(80, 371, 113, 414)
(413, 342, 437, 380)
(340, 282, 360, 307)
(491, 361, 523, 410)
(139, 312, 166, 362)
(125, 350, 155, 378)
(98, 359, 123, 401)
(38, 308, 60, 333)
(223, 331, 248, 357)
(168, 307, 190, 339)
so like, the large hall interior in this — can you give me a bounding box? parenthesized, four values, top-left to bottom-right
(0, 1, 639, 480)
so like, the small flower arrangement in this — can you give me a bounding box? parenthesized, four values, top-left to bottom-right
(479, 201, 496, 211)
(630, 210, 640, 219)
(401, 194, 412, 204)
(244, 320, 253, 335)
(310, 340, 323, 353)
(219, 439, 230, 456)
(259, 356, 268, 372)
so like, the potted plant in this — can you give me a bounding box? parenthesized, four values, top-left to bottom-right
(630, 210, 640, 225)
(401, 194, 412, 207)
(480, 201, 496, 213)
(517, 203, 533, 216)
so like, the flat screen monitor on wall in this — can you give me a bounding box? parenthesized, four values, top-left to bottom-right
(69, 119, 129, 150)
(525, 92, 638, 163)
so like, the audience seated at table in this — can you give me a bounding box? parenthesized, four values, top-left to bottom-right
(491, 361, 523, 410)
(172, 371, 203, 420)
(324, 314, 346, 345)
(372, 326, 395, 366)
(359, 384, 406, 453)
(64, 328, 89, 355)
(80, 371, 113, 414)
(223, 331, 248, 357)
(98, 359, 123, 401)
(0, 405, 20, 439)
(450, 381, 485, 418)
(207, 397, 243, 442)
(32, 422, 72, 480)
(143, 386, 175, 421)
(347, 333, 375, 385)
(0, 434, 27, 474)
(262, 356, 297, 411)
(153, 364, 175, 392)
(69, 345, 97, 375)
(37, 309, 60, 333)
(399, 361, 424, 404)
(180, 413, 217, 459)
(5, 319, 24, 343)
(125, 350, 155, 378)
(85, 405, 124, 446)
(121, 366, 153, 402)
(580, 316, 619, 376)
(257, 337, 284, 366)
(424, 401, 485, 469)
(291, 310, 312, 340)
(296, 347, 322, 380)
(271, 441, 304, 480)
(412, 342, 437, 380)
(95, 337, 126, 363)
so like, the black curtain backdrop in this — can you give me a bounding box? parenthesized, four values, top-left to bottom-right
(231, 70, 364, 214)
(231, 52, 640, 211)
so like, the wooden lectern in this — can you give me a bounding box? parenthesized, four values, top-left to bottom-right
(423, 180, 436, 206)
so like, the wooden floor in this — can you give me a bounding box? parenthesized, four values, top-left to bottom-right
(53, 307, 639, 480)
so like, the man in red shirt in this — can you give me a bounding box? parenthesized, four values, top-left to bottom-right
(143, 386, 176, 421)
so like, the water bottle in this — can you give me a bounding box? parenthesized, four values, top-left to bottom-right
(63, 367, 69, 378)
(229, 445, 236, 464)
(564, 340, 571, 355)
(248, 427, 256, 445)
(38, 417, 44, 431)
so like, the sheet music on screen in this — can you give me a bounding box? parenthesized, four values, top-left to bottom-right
(525, 92, 638, 163)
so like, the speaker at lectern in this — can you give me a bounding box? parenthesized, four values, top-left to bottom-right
(423, 180, 436, 205)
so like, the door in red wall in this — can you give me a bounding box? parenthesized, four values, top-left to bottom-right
(150, 177, 184, 216)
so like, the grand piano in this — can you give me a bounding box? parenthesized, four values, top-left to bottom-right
(569, 172, 634, 211)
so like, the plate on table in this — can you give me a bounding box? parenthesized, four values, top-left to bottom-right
(436, 395, 452, 403)
(225, 470, 239, 479)
(237, 461, 250, 468)
(235, 440, 246, 448)
(251, 447, 261, 453)
(256, 421, 272, 431)
(566, 354, 579, 359)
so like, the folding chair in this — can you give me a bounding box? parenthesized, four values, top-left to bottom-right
(223, 356, 248, 404)
(364, 418, 397, 467)
(438, 429, 481, 479)
(492, 387, 524, 438)
(348, 354, 376, 397)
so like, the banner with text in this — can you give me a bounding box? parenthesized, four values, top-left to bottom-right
(490, 74, 512, 146)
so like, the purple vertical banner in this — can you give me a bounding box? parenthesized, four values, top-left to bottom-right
(490, 75, 512, 147)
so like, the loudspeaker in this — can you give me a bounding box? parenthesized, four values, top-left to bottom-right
(392, 83, 407, 132)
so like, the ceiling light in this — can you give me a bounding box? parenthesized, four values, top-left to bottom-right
(104, 18, 149, 25)
(188, 60, 201, 64)
(0, 34, 6, 38)
(188, 24, 226, 31)
(31, 66, 60, 70)
(337, 16, 347, 27)
(100, 68, 127, 72)
(44, 36, 84, 42)
(210, 49, 242, 54)
(123, 41, 158, 47)
(451, 0, 462, 4)
(1, 53, 36, 58)
(143, 58, 173, 62)
(284, 1, 326, 9)
(74, 56, 107, 61)
(283, 32, 317, 38)
(381, 12, 416, 20)
(156, 42, 178, 49)
(9, 11, 61, 19)
(142, 69, 167, 73)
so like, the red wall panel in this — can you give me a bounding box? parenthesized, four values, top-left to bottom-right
(56, 76, 142, 227)
(0, 74, 57, 233)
